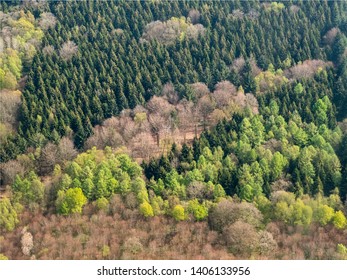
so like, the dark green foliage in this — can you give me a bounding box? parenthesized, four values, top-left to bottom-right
(144, 111, 343, 199)
(3, 0, 347, 161)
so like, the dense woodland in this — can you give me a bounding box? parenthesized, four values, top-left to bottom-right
(1, 0, 347, 260)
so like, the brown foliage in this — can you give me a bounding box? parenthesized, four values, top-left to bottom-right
(209, 200, 263, 232)
(0, 159, 25, 186)
(223, 221, 259, 256)
(190, 82, 210, 99)
(20, 228, 34, 257)
(0, 90, 21, 135)
(188, 9, 201, 24)
(59, 41, 78, 61)
(141, 18, 205, 45)
(161, 83, 179, 105)
(1, 206, 233, 260)
(323, 28, 340, 45)
(39, 12, 57, 30)
(284, 60, 332, 80)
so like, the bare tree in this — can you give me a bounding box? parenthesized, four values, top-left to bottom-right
(223, 221, 259, 256)
(42, 45, 55, 55)
(323, 27, 340, 45)
(290, 5, 300, 13)
(129, 132, 154, 160)
(231, 9, 244, 19)
(0, 90, 21, 128)
(245, 93, 259, 114)
(188, 9, 201, 24)
(196, 95, 216, 129)
(161, 83, 179, 105)
(0, 160, 25, 186)
(209, 200, 263, 232)
(231, 57, 245, 73)
(233, 89, 246, 109)
(190, 82, 210, 100)
(247, 9, 260, 20)
(177, 99, 194, 141)
(214, 81, 237, 95)
(146, 96, 174, 118)
(270, 179, 293, 192)
(187, 181, 206, 199)
(213, 81, 237, 108)
(250, 58, 262, 76)
(141, 18, 205, 45)
(39, 12, 57, 30)
(257, 230, 277, 255)
(117, 115, 138, 142)
(59, 41, 78, 61)
(148, 113, 167, 146)
(21, 228, 34, 257)
(284, 60, 332, 80)
(38, 142, 58, 175)
(57, 137, 78, 163)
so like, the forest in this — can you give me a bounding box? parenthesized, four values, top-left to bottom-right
(1, 0, 347, 260)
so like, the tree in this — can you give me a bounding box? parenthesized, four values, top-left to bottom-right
(39, 12, 57, 30)
(56, 187, 87, 215)
(12, 172, 44, 206)
(0, 198, 19, 232)
(0, 159, 25, 186)
(209, 200, 263, 232)
(332, 210, 347, 229)
(21, 228, 33, 256)
(59, 41, 78, 60)
(315, 204, 334, 226)
(172, 205, 185, 221)
(270, 152, 287, 181)
(139, 201, 154, 217)
(223, 221, 259, 257)
(294, 83, 304, 94)
(188, 199, 208, 221)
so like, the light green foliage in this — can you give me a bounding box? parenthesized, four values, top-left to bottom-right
(270, 2, 285, 11)
(172, 205, 186, 221)
(139, 201, 154, 217)
(148, 178, 165, 196)
(270, 152, 287, 181)
(165, 170, 186, 198)
(188, 199, 208, 221)
(332, 211, 347, 229)
(95, 197, 109, 212)
(101, 245, 110, 258)
(294, 83, 304, 94)
(0, 198, 19, 232)
(271, 192, 312, 226)
(11, 172, 44, 206)
(213, 184, 226, 199)
(56, 187, 87, 215)
(0, 11, 44, 89)
(0, 254, 9, 260)
(337, 244, 347, 260)
(315, 204, 334, 226)
(289, 199, 313, 226)
(150, 196, 165, 215)
(59, 149, 144, 202)
(273, 201, 291, 223)
(313, 96, 333, 126)
(255, 67, 288, 92)
(238, 164, 263, 202)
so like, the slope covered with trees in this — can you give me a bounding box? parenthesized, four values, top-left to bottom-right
(2, 0, 347, 159)
(1, 0, 347, 260)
